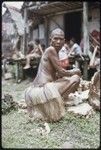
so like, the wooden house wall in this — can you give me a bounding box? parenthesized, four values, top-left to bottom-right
(28, 4, 100, 47)
(31, 23, 45, 45)
(2, 10, 24, 57)
(31, 14, 64, 46)
(49, 14, 64, 32)
(2, 12, 15, 39)
(39, 24, 45, 43)
(2, 12, 14, 57)
(88, 7, 100, 33)
(32, 28, 38, 40)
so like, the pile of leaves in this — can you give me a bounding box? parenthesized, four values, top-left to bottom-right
(2, 94, 18, 114)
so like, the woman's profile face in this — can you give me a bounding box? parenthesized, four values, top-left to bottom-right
(51, 33, 65, 51)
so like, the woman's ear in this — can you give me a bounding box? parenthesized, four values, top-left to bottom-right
(49, 36, 51, 41)
(49, 36, 52, 43)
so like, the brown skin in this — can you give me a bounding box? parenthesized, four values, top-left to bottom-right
(26, 29, 81, 118)
(33, 29, 81, 88)
(23, 43, 42, 69)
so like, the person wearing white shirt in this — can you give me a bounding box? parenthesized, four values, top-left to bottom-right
(69, 38, 85, 74)
(69, 38, 83, 56)
(58, 43, 70, 69)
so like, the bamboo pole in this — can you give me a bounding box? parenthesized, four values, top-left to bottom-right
(83, 2, 89, 80)
(83, 2, 89, 55)
(23, 6, 28, 55)
(44, 17, 49, 47)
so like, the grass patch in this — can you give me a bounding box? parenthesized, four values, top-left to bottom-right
(2, 78, 100, 149)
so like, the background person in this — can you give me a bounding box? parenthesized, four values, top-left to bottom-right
(23, 40, 43, 69)
(58, 40, 70, 69)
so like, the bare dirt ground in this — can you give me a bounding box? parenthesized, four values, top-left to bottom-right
(2, 77, 100, 149)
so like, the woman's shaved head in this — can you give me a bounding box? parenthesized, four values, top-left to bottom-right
(50, 28, 64, 38)
(50, 28, 65, 51)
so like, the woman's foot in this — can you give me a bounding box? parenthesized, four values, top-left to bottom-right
(23, 65, 31, 69)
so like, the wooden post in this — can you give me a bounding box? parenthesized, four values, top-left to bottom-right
(83, 2, 89, 80)
(15, 61, 20, 83)
(44, 17, 49, 47)
(23, 5, 28, 55)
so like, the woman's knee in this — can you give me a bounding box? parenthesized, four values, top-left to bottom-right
(71, 75, 80, 84)
(26, 54, 32, 59)
(25, 89, 32, 106)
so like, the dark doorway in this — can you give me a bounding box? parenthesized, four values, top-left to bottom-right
(64, 11, 82, 44)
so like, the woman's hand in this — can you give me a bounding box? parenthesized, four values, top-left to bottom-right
(72, 68, 81, 76)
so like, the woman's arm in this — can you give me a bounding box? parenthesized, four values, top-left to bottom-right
(89, 46, 98, 67)
(49, 48, 81, 77)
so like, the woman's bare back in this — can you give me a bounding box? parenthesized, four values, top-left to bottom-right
(33, 47, 57, 87)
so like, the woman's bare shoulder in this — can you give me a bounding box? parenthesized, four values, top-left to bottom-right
(45, 46, 56, 55)
(42, 46, 54, 57)
(46, 46, 55, 51)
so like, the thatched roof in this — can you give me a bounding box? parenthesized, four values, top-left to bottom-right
(3, 3, 24, 35)
(26, 1, 100, 17)
(28, 2, 83, 15)
(25, 1, 100, 28)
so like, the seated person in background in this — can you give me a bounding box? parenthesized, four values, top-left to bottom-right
(89, 46, 100, 70)
(88, 45, 100, 80)
(34, 39, 44, 56)
(69, 38, 84, 59)
(12, 36, 25, 59)
(40, 43, 46, 53)
(58, 40, 70, 69)
(23, 40, 44, 69)
(88, 46, 100, 110)
(68, 38, 85, 73)
(26, 41, 35, 55)
(2, 54, 8, 77)
(80, 38, 84, 52)
(89, 45, 100, 94)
